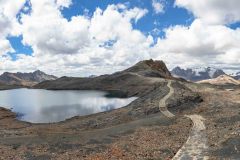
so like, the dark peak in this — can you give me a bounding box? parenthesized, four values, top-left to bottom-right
(2, 72, 11, 75)
(144, 59, 170, 73)
(59, 76, 69, 79)
(132, 59, 168, 70)
(125, 59, 172, 78)
(174, 66, 181, 69)
(214, 69, 224, 73)
(212, 69, 225, 78)
(33, 70, 44, 74)
(144, 59, 164, 67)
(172, 66, 184, 71)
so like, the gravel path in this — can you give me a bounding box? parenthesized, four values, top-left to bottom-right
(159, 81, 209, 159)
(159, 81, 175, 118)
(172, 115, 209, 160)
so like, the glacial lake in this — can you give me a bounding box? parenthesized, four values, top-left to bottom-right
(0, 89, 137, 123)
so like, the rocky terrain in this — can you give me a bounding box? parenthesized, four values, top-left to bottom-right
(0, 60, 239, 159)
(0, 70, 57, 87)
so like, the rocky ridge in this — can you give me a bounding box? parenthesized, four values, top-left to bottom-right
(34, 59, 177, 97)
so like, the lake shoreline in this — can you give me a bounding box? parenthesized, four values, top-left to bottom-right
(0, 89, 137, 123)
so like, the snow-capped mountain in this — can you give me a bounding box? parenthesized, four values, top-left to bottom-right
(171, 66, 226, 82)
(229, 72, 240, 80)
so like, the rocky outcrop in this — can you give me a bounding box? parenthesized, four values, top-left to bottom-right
(0, 70, 57, 86)
(125, 59, 172, 78)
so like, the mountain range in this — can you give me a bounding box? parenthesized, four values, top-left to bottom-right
(0, 70, 57, 87)
(171, 66, 240, 81)
(34, 59, 177, 97)
(1, 63, 239, 88)
(230, 72, 240, 80)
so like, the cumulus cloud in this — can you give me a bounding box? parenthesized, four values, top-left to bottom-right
(175, 0, 240, 24)
(19, 0, 91, 55)
(0, 39, 14, 55)
(1, 1, 152, 76)
(19, 1, 150, 59)
(0, 0, 240, 76)
(56, 0, 72, 8)
(0, 0, 26, 18)
(152, 0, 165, 14)
(89, 5, 148, 44)
(0, 0, 26, 55)
(151, 19, 240, 70)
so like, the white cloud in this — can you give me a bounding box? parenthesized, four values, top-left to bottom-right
(0, 0, 26, 55)
(20, 0, 91, 55)
(0, 39, 14, 56)
(152, 0, 165, 14)
(151, 19, 240, 71)
(19, 1, 149, 58)
(175, 0, 240, 24)
(89, 5, 148, 43)
(56, 0, 72, 9)
(0, 0, 26, 18)
(1, 1, 152, 76)
(1, 0, 240, 76)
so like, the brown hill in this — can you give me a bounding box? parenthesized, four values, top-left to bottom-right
(197, 74, 240, 85)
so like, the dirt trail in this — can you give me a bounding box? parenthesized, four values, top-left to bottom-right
(172, 115, 209, 160)
(158, 81, 209, 159)
(159, 81, 175, 118)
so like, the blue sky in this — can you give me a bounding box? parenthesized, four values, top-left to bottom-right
(62, 0, 193, 33)
(8, 0, 195, 58)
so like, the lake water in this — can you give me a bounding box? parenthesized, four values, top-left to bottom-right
(0, 89, 137, 123)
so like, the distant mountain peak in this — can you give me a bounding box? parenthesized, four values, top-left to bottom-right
(33, 70, 43, 73)
(171, 66, 225, 82)
(0, 70, 57, 86)
(229, 71, 240, 80)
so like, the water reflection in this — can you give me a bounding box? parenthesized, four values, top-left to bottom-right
(0, 89, 137, 123)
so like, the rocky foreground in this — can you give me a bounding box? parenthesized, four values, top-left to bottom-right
(0, 60, 239, 159)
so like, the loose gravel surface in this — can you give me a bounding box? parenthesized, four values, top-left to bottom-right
(160, 81, 209, 159)
(173, 115, 208, 160)
(183, 84, 240, 160)
(0, 80, 239, 159)
(159, 81, 175, 118)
